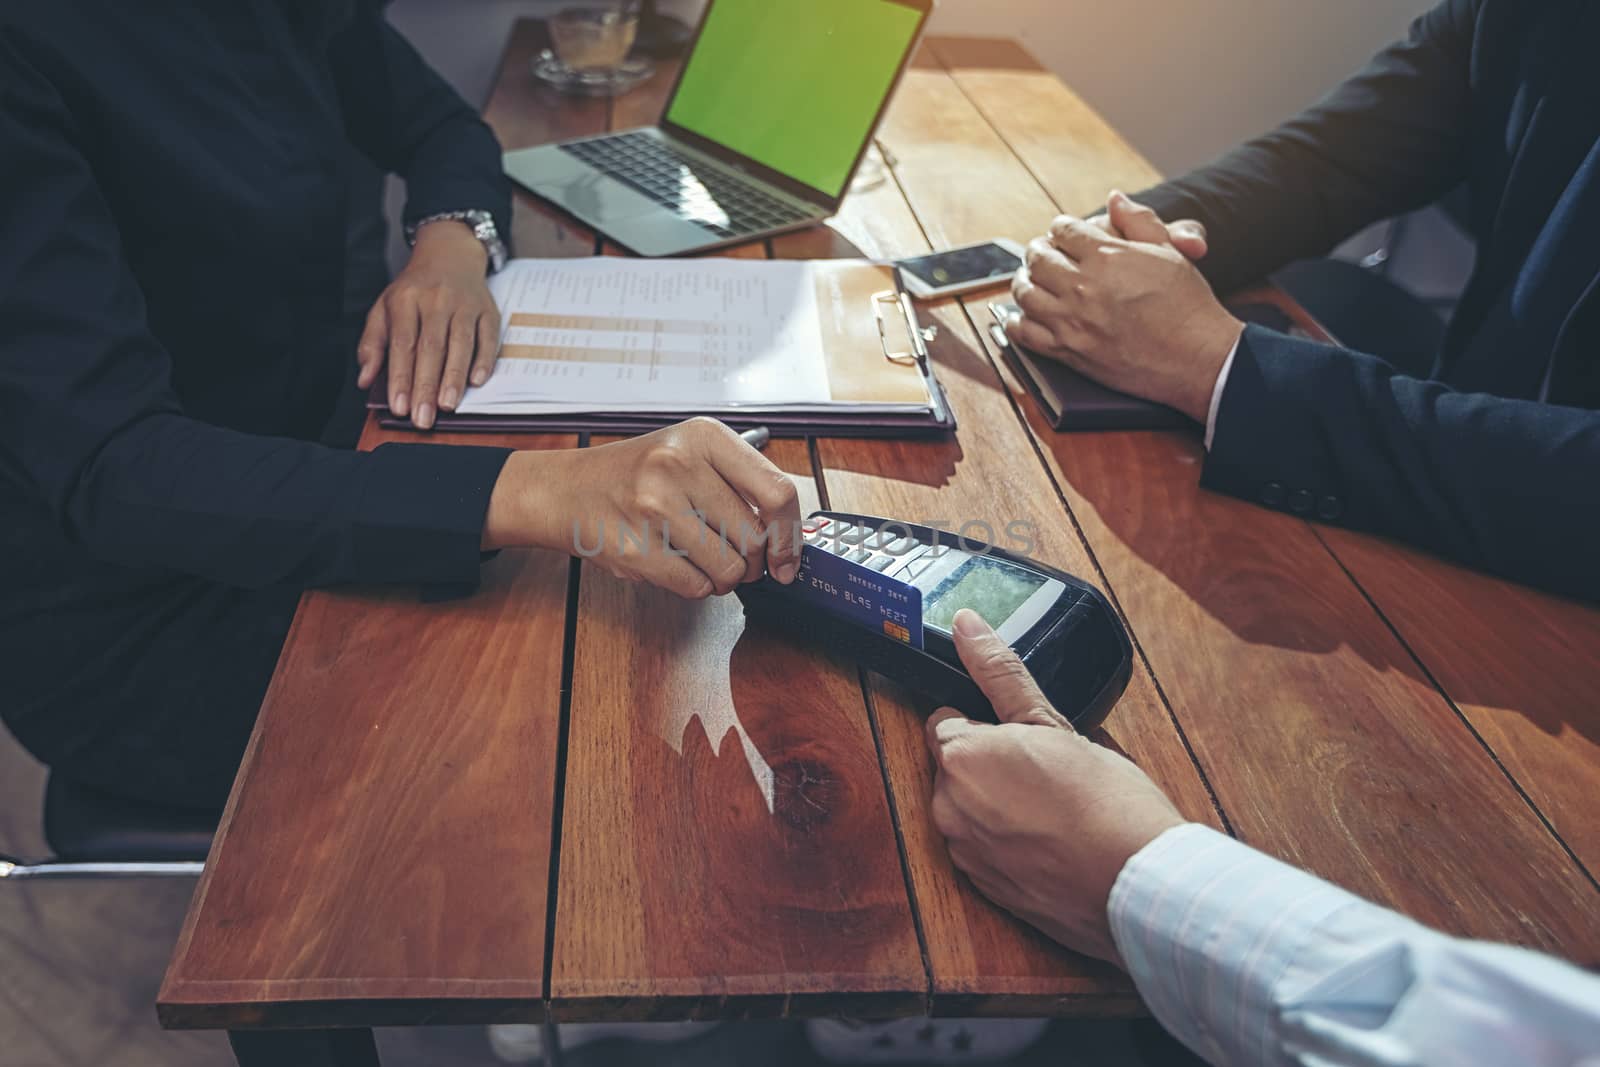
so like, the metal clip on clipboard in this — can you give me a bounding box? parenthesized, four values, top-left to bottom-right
(872, 287, 939, 367)
(871, 266, 952, 428)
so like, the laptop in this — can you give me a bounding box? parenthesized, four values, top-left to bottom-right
(503, 0, 934, 257)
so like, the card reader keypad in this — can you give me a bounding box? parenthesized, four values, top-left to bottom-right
(801, 516, 954, 583)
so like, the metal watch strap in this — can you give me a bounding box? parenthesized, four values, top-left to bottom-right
(404, 209, 507, 273)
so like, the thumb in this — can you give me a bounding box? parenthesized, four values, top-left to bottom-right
(1167, 219, 1210, 261)
(356, 303, 389, 390)
(1107, 190, 1171, 247)
(950, 609, 1073, 730)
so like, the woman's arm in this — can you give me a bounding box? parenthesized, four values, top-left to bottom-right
(330, 4, 515, 429)
(329, 2, 511, 247)
(2, 31, 803, 600)
(0, 36, 512, 590)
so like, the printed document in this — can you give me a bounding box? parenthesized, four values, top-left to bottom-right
(458, 257, 929, 415)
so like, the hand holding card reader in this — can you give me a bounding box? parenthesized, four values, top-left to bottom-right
(736, 512, 1133, 730)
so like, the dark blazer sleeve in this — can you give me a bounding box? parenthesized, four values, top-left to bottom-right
(1132, 0, 1479, 295)
(330, 3, 513, 243)
(0, 40, 512, 591)
(1204, 327, 1600, 602)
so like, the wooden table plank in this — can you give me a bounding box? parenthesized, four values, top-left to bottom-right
(924, 38, 1163, 212)
(158, 425, 574, 1029)
(551, 39, 927, 1024)
(919, 36, 1600, 960)
(1317, 530, 1600, 881)
(799, 297, 1218, 1015)
(548, 436, 929, 1020)
(768, 56, 1225, 1014)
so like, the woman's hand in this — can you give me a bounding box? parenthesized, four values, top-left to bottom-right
(483, 418, 803, 599)
(357, 221, 501, 430)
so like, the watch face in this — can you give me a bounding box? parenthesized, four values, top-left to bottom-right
(477, 222, 507, 271)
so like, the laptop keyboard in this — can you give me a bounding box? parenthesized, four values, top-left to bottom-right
(560, 132, 812, 240)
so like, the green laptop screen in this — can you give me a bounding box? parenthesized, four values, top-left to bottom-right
(664, 0, 925, 199)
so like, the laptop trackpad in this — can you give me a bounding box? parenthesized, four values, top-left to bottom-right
(612, 213, 725, 258)
(506, 146, 658, 222)
(543, 171, 662, 223)
(503, 145, 716, 255)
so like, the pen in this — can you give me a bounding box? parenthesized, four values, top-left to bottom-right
(739, 426, 772, 451)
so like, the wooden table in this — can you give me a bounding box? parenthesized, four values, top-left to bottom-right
(159, 25, 1600, 1066)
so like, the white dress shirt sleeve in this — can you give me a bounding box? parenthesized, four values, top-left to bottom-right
(1108, 824, 1600, 1067)
(1203, 337, 1240, 451)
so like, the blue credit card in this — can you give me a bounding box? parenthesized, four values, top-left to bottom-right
(789, 545, 924, 650)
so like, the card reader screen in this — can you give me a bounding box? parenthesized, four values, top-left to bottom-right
(925, 557, 1047, 633)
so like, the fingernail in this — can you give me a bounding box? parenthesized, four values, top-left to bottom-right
(1110, 189, 1127, 203)
(416, 402, 434, 428)
(471, 368, 489, 386)
(953, 609, 989, 639)
(441, 386, 459, 410)
(776, 560, 797, 584)
(393, 392, 408, 416)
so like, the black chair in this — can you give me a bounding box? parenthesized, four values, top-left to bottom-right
(0, 774, 213, 880)
(1272, 257, 1447, 377)
(1271, 187, 1474, 379)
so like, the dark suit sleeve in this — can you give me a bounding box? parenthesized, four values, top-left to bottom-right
(1204, 327, 1600, 602)
(1132, 0, 1479, 295)
(329, 2, 513, 243)
(0, 40, 512, 591)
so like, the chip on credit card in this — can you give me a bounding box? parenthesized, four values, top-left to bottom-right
(786, 544, 925, 650)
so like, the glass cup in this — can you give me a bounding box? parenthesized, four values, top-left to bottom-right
(550, 2, 640, 73)
(534, 1, 653, 96)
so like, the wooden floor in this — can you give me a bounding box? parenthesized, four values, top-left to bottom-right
(0, 734, 482, 1066)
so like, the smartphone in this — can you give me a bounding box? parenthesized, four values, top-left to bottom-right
(898, 239, 1025, 301)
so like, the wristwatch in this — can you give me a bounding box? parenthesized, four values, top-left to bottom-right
(404, 209, 508, 273)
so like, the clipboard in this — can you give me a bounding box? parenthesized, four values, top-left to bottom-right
(369, 260, 955, 438)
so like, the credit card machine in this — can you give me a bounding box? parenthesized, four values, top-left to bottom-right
(736, 512, 1133, 730)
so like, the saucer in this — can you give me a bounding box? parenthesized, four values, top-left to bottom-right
(532, 50, 655, 96)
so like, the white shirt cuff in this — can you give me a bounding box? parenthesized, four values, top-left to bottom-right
(1107, 824, 1363, 1067)
(1203, 336, 1241, 451)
